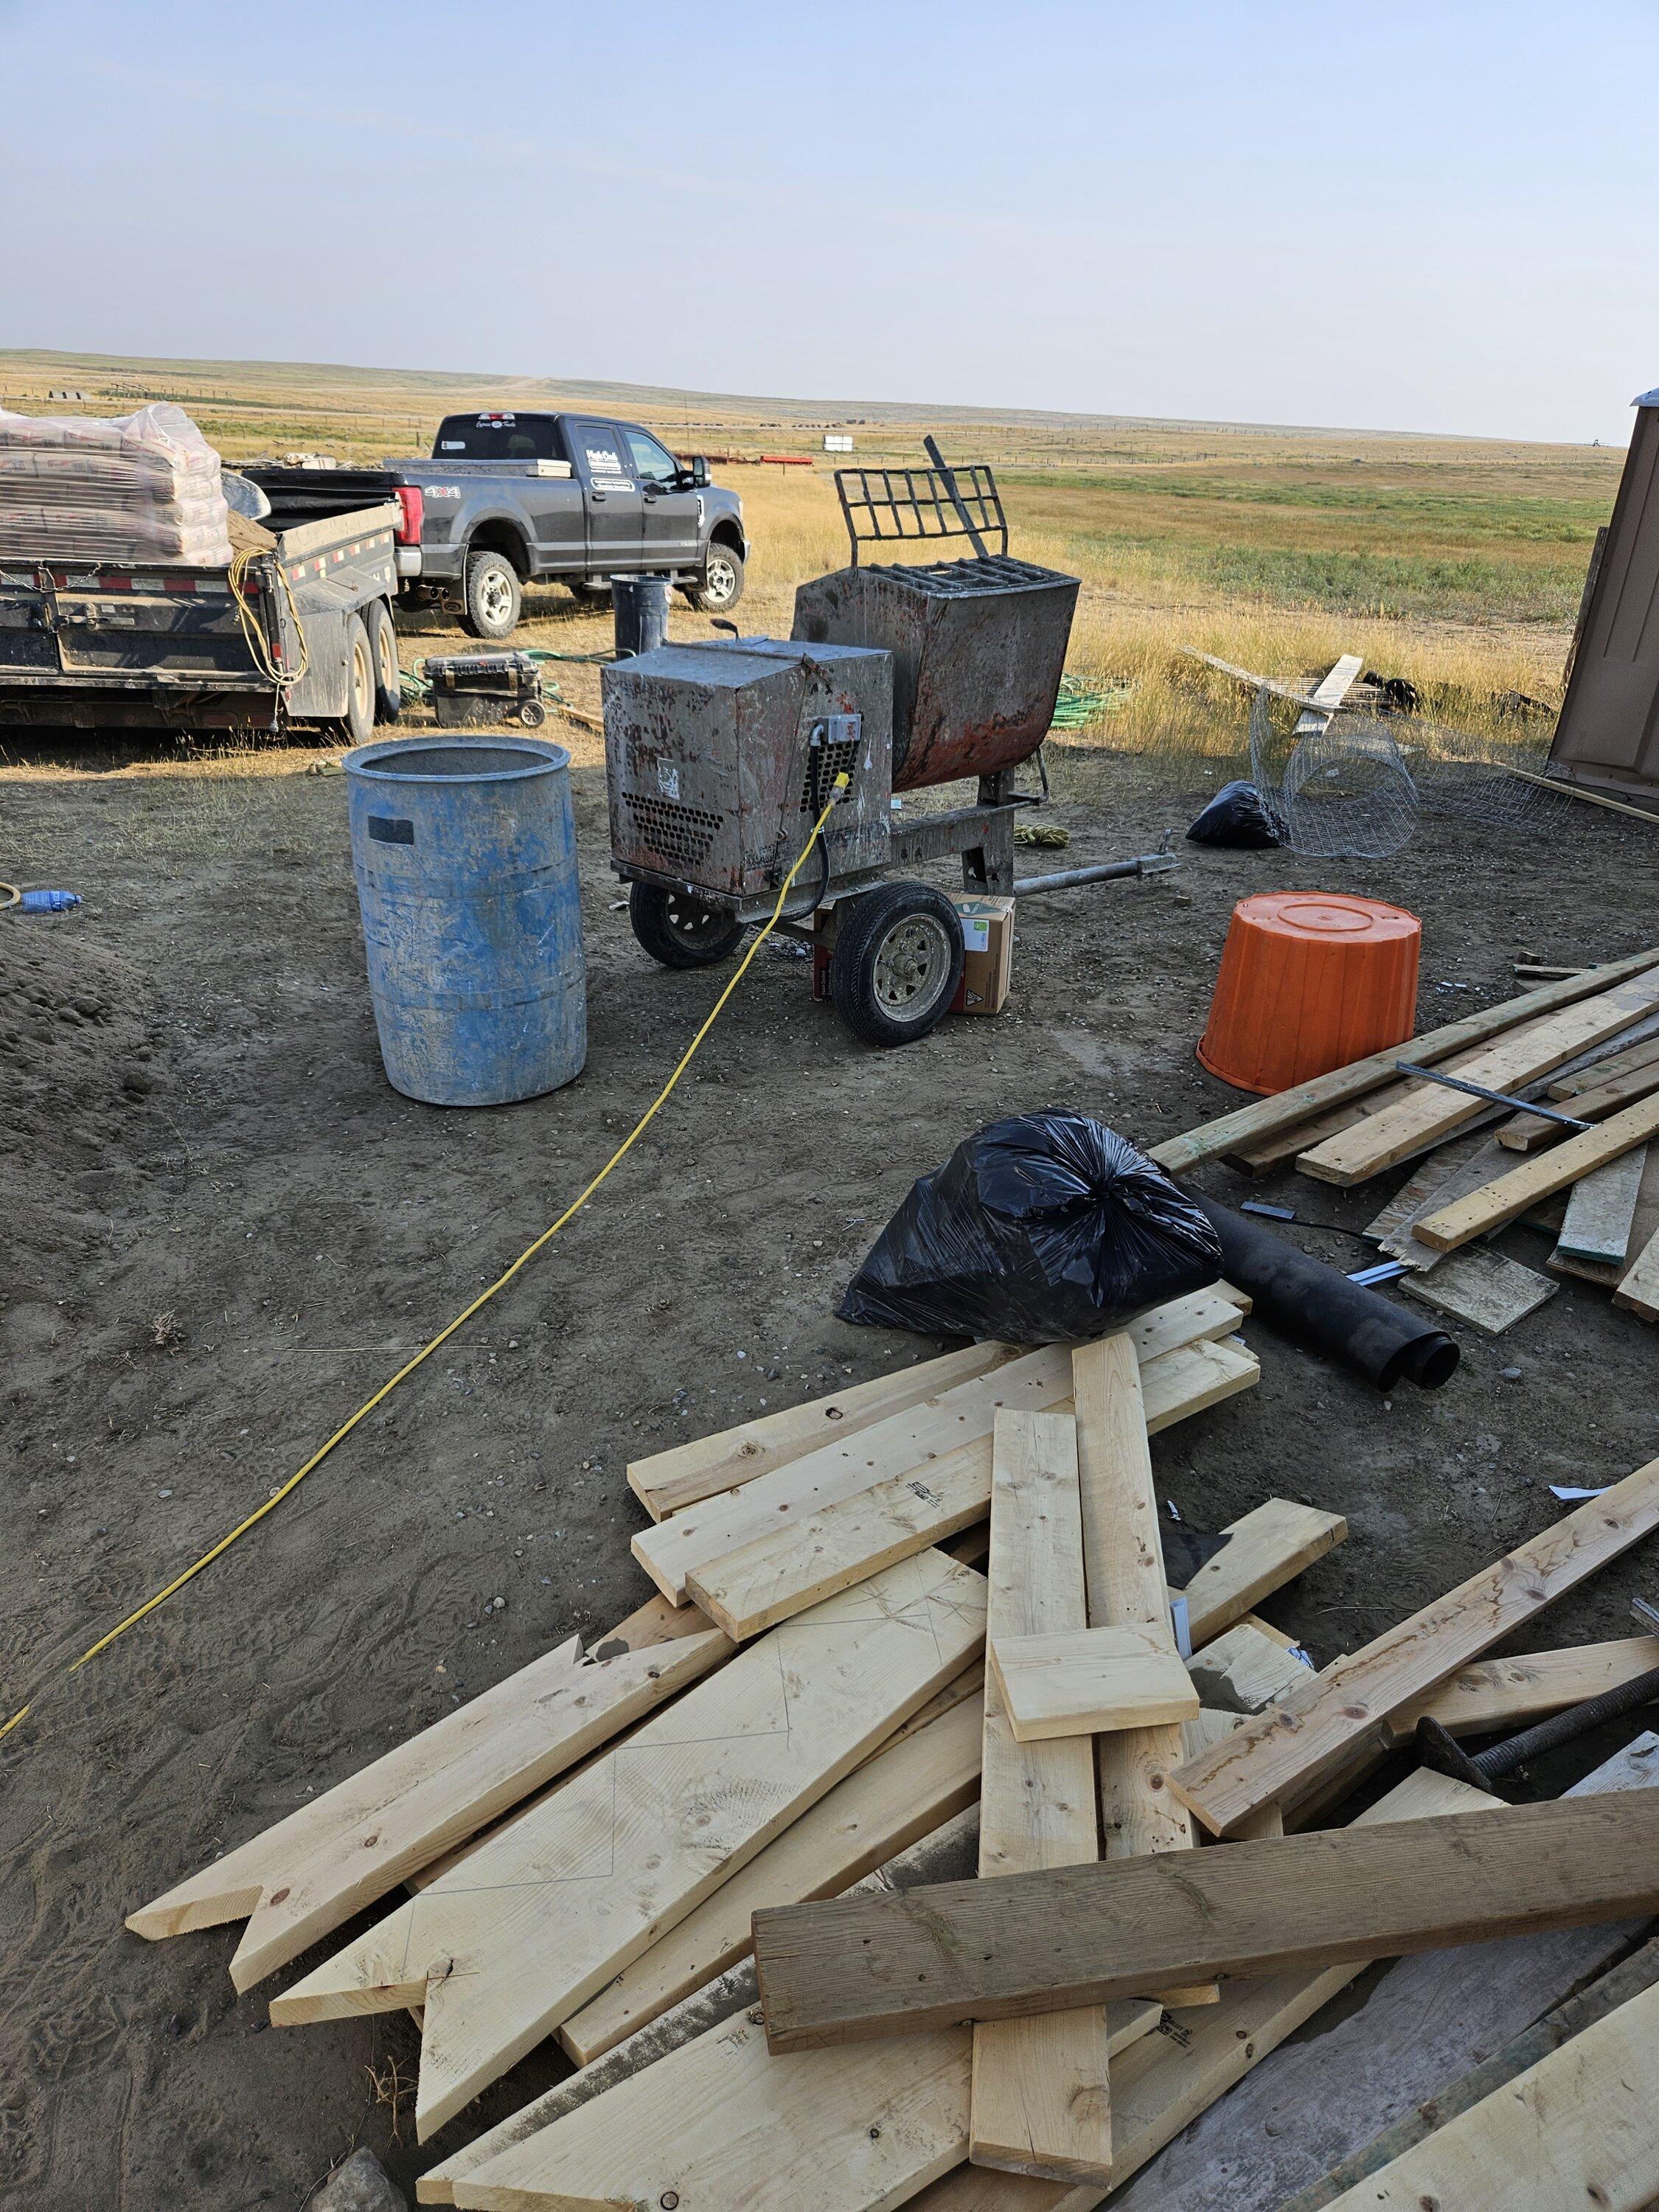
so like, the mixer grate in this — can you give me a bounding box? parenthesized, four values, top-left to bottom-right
(625, 791, 723, 868)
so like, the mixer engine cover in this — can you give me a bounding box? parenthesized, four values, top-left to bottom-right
(793, 556, 1079, 791)
(602, 639, 892, 908)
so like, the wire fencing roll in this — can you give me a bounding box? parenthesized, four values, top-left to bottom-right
(1246, 685, 1585, 858)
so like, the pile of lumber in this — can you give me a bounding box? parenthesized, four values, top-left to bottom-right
(127, 1252, 1659, 2208)
(1149, 945, 1659, 1335)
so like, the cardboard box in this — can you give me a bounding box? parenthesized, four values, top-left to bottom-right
(950, 894, 1015, 1015)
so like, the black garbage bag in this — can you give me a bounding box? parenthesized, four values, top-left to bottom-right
(1186, 778, 1280, 848)
(838, 1112, 1224, 1343)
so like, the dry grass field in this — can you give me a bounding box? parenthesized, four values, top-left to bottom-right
(0, 347, 1623, 762)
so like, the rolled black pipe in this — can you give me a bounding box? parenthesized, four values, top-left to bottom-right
(1192, 1196, 1458, 1391)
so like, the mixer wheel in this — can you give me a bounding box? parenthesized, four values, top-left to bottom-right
(630, 883, 744, 969)
(830, 880, 963, 1048)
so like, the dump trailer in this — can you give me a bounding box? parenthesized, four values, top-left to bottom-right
(0, 503, 402, 740)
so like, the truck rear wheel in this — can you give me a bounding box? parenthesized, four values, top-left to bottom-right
(365, 598, 400, 721)
(340, 613, 376, 746)
(629, 883, 744, 969)
(684, 543, 745, 613)
(462, 549, 522, 640)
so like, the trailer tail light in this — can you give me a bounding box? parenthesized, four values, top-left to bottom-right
(394, 487, 425, 543)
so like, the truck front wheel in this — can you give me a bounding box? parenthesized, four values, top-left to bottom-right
(685, 543, 745, 614)
(462, 550, 522, 640)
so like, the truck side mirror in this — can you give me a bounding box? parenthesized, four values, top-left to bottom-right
(689, 456, 711, 489)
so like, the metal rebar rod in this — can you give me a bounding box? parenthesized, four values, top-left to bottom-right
(1394, 1060, 1594, 1132)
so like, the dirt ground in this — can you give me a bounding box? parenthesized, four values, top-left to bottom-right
(4, 600, 1659, 2208)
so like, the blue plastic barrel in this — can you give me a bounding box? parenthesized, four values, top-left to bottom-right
(344, 735, 586, 1106)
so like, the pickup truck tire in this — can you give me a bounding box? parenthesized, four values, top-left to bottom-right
(365, 598, 400, 721)
(685, 544, 745, 613)
(340, 613, 377, 746)
(629, 883, 744, 969)
(829, 880, 963, 1048)
(462, 549, 522, 640)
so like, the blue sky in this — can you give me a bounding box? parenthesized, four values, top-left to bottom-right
(1, 0, 1654, 444)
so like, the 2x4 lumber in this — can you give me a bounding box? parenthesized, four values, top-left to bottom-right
(750, 1790, 1659, 2051)
(1551, 1032, 1659, 1096)
(1498, 1059, 1659, 1151)
(125, 1627, 729, 1991)
(1168, 1456, 1659, 1835)
(628, 1340, 1019, 1521)
(1179, 1496, 1345, 1646)
(1416, 1093, 1659, 1251)
(1073, 1335, 1213, 2011)
(989, 1627, 1198, 1742)
(1145, 947, 1659, 1179)
(1617, 1223, 1659, 1319)
(272, 1550, 987, 2140)
(1557, 1144, 1649, 1262)
(1315, 1980, 1659, 2212)
(683, 1339, 1258, 1644)
(558, 1693, 982, 2065)
(1295, 966, 1659, 1186)
(1394, 1635, 1659, 1736)
(970, 1411, 1111, 2184)
(633, 1290, 1244, 1604)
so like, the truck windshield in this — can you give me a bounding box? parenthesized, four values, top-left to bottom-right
(433, 414, 566, 461)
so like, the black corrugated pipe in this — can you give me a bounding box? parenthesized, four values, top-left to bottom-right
(1192, 1197, 1459, 1391)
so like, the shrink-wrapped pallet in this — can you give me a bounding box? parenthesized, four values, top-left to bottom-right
(0, 402, 232, 565)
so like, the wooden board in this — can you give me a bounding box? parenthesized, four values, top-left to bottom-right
(1178, 1497, 1346, 1646)
(633, 1293, 1245, 1604)
(1397, 1635, 1659, 1735)
(559, 1695, 982, 2066)
(629, 1340, 1020, 1520)
(1556, 1144, 1648, 1262)
(1617, 1223, 1659, 1319)
(1072, 1336, 1213, 2011)
(1551, 1141, 1659, 1289)
(970, 1411, 1111, 2184)
(750, 1790, 1659, 2050)
(271, 1550, 988, 2140)
(1295, 967, 1659, 1186)
(124, 1627, 729, 1990)
(683, 1340, 1258, 1644)
(1397, 1247, 1557, 1334)
(1498, 1060, 1659, 1151)
(1168, 1455, 1659, 1834)
(1416, 1094, 1659, 1251)
(1099, 1738, 1659, 2212)
(1551, 1032, 1659, 1095)
(1185, 1621, 1313, 1715)
(1145, 948, 1659, 1180)
(989, 1627, 1198, 1742)
(1314, 1980, 1659, 2212)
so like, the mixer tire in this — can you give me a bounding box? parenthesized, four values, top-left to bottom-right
(830, 880, 963, 1048)
(630, 883, 744, 969)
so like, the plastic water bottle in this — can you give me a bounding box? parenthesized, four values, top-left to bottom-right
(18, 889, 80, 912)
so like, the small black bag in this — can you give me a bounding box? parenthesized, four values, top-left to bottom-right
(1186, 778, 1280, 848)
(838, 1112, 1224, 1343)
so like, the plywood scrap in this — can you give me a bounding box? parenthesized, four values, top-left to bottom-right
(1296, 966, 1659, 1186)
(683, 1338, 1257, 1644)
(751, 1790, 1659, 2051)
(125, 1626, 729, 1991)
(990, 1627, 1198, 1742)
(970, 1409, 1111, 2183)
(1397, 1246, 1557, 1335)
(1147, 947, 1659, 1180)
(1555, 1143, 1648, 1263)
(272, 1549, 987, 2140)
(1186, 1621, 1313, 1715)
(559, 1694, 982, 2065)
(1416, 1094, 1659, 1250)
(1312, 1978, 1659, 2212)
(628, 1339, 1020, 1521)
(1168, 1455, 1659, 1835)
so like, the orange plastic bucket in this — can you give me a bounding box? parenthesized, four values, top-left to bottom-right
(1197, 891, 1421, 1096)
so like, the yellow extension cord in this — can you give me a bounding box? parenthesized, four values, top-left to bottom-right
(1, 775, 850, 1742)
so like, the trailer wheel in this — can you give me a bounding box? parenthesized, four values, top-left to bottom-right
(462, 549, 522, 640)
(341, 613, 376, 746)
(629, 883, 743, 969)
(830, 881, 962, 1048)
(365, 599, 400, 721)
(684, 543, 745, 613)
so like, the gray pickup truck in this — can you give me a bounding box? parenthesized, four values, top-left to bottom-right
(244, 411, 748, 641)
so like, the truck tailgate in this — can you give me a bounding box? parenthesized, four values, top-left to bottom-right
(0, 564, 268, 685)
